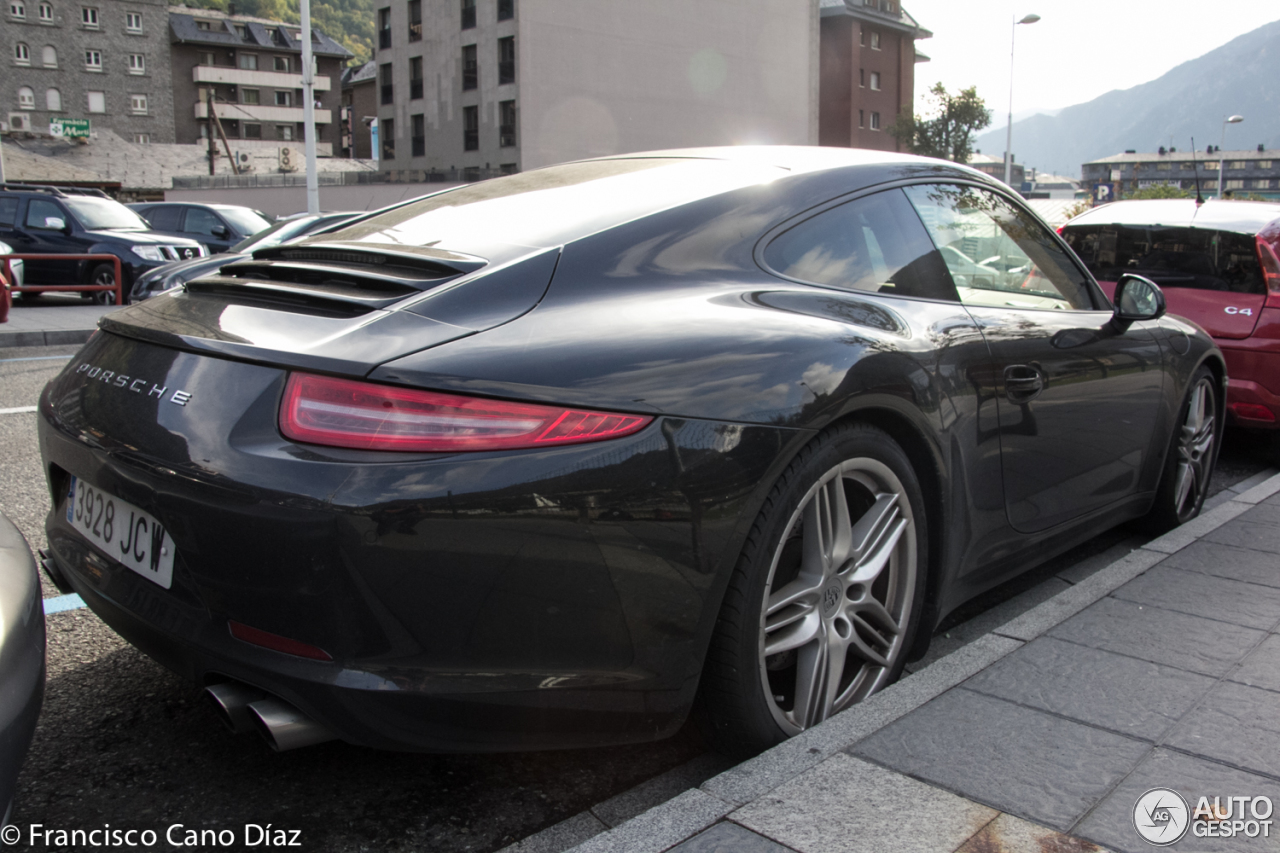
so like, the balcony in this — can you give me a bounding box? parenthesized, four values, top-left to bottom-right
(193, 65, 331, 92)
(195, 101, 332, 124)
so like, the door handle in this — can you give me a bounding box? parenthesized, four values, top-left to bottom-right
(1003, 364, 1044, 403)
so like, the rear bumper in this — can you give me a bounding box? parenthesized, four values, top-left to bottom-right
(1223, 344, 1280, 428)
(37, 333, 794, 751)
(0, 513, 46, 812)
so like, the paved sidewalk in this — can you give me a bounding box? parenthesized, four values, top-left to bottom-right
(518, 473, 1280, 853)
(0, 300, 116, 347)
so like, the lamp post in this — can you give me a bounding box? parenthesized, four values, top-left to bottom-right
(300, 0, 319, 214)
(1218, 114, 1243, 200)
(1004, 13, 1040, 188)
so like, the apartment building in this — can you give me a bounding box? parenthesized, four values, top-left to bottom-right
(371, 0, 817, 176)
(340, 60, 376, 158)
(818, 0, 930, 152)
(168, 7, 351, 152)
(3, 0, 175, 142)
(1082, 147, 1280, 201)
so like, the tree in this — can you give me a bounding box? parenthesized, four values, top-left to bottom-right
(1123, 184, 1189, 200)
(889, 83, 992, 164)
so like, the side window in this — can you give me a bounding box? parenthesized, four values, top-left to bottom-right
(26, 199, 65, 229)
(183, 207, 224, 237)
(0, 197, 18, 227)
(764, 188, 959, 302)
(903, 184, 1096, 311)
(143, 206, 182, 231)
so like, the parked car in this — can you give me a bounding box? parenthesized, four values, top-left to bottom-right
(38, 148, 1222, 758)
(0, 511, 46, 826)
(1062, 199, 1280, 428)
(0, 184, 204, 305)
(0, 239, 25, 288)
(128, 203, 273, 254)
(130, 212, 361, 301)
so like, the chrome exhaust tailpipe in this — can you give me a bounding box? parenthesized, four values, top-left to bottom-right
(204, 682, 267, 734)
(247, 698, 336, 751)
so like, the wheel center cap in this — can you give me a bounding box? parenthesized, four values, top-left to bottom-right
(820, 579, 843, 618)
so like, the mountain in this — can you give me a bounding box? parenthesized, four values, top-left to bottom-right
(972, 18, 1280, 179)
(175, 0, 374, 64)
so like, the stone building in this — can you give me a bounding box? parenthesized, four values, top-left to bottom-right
(168, 7, 351, 153)
(3, 0, 175, 142)
(340, 60, 377, 159)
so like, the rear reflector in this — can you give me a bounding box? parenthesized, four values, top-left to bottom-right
(1257, 236, 1280, 310)
(1230, 403, 1277, 423)
(280, 372, 653, 452)
(229, 620, 333, 661)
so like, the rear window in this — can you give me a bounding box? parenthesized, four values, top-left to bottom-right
(1063, 224, 1263, 295)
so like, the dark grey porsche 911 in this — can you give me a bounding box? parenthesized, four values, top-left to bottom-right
(37, 147, 1222, 756)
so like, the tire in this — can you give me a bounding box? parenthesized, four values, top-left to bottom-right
(88, 262, 129, 305)
(1143, 365, 1219, 533)
(696, 422, 929, 758)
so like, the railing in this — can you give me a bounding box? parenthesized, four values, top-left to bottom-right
(408, 22, 422, 41)
(463, 129, 478, 151)
(1, 254, 123, 305)
(379, 29, 391, 49)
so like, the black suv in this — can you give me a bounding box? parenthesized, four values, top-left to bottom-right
(0, 184, 205, 304)
(128, 203, 272, 254)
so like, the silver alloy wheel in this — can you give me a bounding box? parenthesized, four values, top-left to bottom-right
(1173, 376, 1215, 518)
(758, 457, 917, 734)
(91, 266, 118, 305)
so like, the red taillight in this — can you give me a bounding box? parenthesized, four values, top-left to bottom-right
(229, 620, 333, 661)
(279, 372, 653, 452)
(1230, 403, 1277, 423)
(1257, 236, 1280, 309)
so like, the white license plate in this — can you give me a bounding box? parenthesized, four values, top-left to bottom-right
(66, 476, 175, 589)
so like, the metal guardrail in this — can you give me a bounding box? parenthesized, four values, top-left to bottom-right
(0, 254, 123, 305)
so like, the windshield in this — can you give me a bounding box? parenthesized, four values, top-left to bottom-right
(1063, 224, 1264, 294)
(230, 218, 315, 253)
(64, 197, 148, 231)
(218, 207, 273, 236)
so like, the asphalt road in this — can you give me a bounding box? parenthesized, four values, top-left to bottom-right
(1, 344, 1272, 853)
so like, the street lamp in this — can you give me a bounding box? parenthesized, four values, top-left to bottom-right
(1004, 13, 1040, 187)
(1218, 114, 1243, 199)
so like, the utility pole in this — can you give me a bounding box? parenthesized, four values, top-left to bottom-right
(300, 0, 320, 214)
(206, 90, 218, 176)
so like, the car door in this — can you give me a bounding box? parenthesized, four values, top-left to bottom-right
(138, 205, 184, 242)
(17, 198, 80, 283)
(904, 183, 1165, 534)
(181, 207, 232, 252)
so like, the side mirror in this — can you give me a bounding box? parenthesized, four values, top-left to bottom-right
(44, 216, 67, 231)
(1112, 273, 1166, 331)
(212, 225, 230, 239)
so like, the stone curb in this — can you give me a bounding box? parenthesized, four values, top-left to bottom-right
(0, 328, 95, 348)
(549, 469, 1280, 853)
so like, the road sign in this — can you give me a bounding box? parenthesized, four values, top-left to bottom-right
(49, 118, 90, 138)
(1093, 182, 1116, 204)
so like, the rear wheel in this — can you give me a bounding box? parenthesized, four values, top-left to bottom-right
(1144, 366, 1218, 532)
(88, 262, 128, 305)
(696, 423, 928, 757)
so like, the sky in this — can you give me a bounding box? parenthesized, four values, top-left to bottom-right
(904, 1, 1280, 129)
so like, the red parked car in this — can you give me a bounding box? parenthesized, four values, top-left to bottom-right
(1062, 199, 1280, 428)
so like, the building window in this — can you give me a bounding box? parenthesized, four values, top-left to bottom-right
(235, 24, 247, 39)
(133, 133, 149, 143)
(870, 31, 880, 49)
(870, 71, 880, 91)
(239, 53, 257, 70)
(127, 52, 144, 74)
(244, 122, 262, 139)
(497, 0, 513, 20)
(274, 90, 292, 106)
(86, 90, 104, 112)
(84, 49, 101, 70)
(380, 62, 393, 104)
(126, 10, 142, 31)
(858, 109, 864, 128)
(38, 2, 51, 22)
(499, 162, 517, 175)
(1224, 179, 1245, 190)
(461, 0, 474, 29)
(462, 166, 480, 182)
(273, 55, 289, 71)
(381, 116, 394, 159)
(462, 44, 477, 90)
(1227, 160, 1246, 170)
(407, 0, 421, 41)
(196, 19, 211, 30)
(242, 88, 260, 105)
(17, 87, 35, 109)
(859, 68, 864, 88)
(14, 43, 30, 65)
(409, 56, 423, 99)
(10, 1, 25, 17)
(498, 36, 514, 84)
(277, 124, 293, 140)
(859, 27, 865, 46)
(411, 113, 424, 156)
(1260, 160, 1273, 170)
(80, 5, 96, 26)
(499, 99, 515, 147)
(199, 51, 215, 65)
(45, 86, 59, 110)
(378, 7, 391, 49)
(129, 93, 147, 114)
(41, 44, 55, 66)
(463, 104, 478, 150)
(870, 111, 881, 130)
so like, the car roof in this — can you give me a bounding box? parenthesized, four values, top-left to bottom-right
(1067, 199, 1280, 233)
